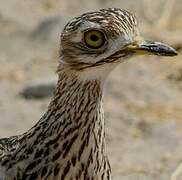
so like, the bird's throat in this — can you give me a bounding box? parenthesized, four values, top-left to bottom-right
(19, 70, 111, 179)
(47, 70, 111, 179)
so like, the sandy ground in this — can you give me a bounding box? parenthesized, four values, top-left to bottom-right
(0, 1, 182, 179)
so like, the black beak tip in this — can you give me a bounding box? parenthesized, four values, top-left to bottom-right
(166, 46, 178, 56)
(171, 49, 178, 56)
(142, 41, 178, 57)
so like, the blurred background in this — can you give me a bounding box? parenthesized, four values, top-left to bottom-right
(0, 0, 182, 179)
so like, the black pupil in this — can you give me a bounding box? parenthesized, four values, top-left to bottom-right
(90, 34, 99, 41)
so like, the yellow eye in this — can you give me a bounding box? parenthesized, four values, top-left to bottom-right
(84, 30, 106, 49)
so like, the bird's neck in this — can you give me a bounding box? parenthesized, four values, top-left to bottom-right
(16, 70, 111, 179)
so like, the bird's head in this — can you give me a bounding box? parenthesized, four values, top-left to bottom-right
(59, 8, 177, 79)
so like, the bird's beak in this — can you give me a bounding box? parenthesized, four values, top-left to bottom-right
(125, 39, 178, 57)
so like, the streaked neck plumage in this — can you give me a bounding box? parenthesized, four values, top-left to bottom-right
(2, 69, 111, 180)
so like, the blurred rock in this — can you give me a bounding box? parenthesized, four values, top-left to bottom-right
(20, 77, 57, 99)
(30, 15, 66, 43)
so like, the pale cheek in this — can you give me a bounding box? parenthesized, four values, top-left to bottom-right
(78, 62, 119, 82)
(78, 55, 100, 63)
(71, 33, 82, 43)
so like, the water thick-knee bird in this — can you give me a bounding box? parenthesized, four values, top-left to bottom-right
(0, 8, 177, 180)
